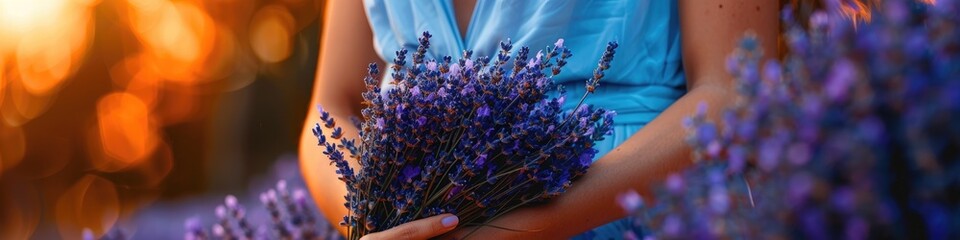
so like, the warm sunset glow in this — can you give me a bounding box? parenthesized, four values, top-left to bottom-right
(1, 0, 321, 238)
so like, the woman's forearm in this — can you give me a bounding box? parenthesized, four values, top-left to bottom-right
(479, 83, 735, 238)
(300, 0, 383, 235)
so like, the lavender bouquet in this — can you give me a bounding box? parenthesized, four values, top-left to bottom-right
(311, 32, 617, 239)
(624, 0, 960, 239)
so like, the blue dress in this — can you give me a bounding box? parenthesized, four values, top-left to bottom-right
(363, 0, 685, 238)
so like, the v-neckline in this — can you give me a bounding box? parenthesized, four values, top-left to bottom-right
(446, 0, 480, 51)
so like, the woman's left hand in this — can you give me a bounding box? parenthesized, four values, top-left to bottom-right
(440, 204, 554, 239)
(360, 214, 460, 240)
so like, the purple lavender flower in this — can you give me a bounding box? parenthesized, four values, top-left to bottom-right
(313, 32, 617, 239)
(180, 180, 341, 240)
(629, 1, 960, 239)
(400, 165, 421, 183)
(617, 190, 643, 213)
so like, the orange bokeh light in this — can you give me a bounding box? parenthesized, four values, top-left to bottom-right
(251, 5, 295, 63)
(95, 92, 159, 170)
(2, 0, 94, 96)
(0, 0, 96, 127)
(110, 55, 163, 110)
(1, 57, 6, 107)
(126, 0, 216, 85)
(55, 174, 120, 239)
(2, 75, 56, 127)
(2, 0, 322, 238)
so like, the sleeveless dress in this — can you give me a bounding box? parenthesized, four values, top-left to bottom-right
(363, 1, 686, 238)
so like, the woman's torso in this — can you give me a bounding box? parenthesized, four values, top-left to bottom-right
(364, 0, 685, 125)
(362, 0, 686, 238)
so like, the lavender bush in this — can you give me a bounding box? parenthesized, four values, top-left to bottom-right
(311, 32, 617, 239)
(183, 180, 341, 240)
(626, 0, 960, 239)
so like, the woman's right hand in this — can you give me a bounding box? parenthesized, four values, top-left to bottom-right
(359, 214, 460, 240)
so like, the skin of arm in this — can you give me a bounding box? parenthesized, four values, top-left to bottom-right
(446, 0, 779, 238)
(299, 0, 383, 236)
(301, 1, 464, 238)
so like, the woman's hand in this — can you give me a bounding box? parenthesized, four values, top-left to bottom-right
(441, 204, 553, 239)
(359, 214, 460, 240)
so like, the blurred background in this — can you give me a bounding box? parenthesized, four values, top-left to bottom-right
(0, 0, 327, 238)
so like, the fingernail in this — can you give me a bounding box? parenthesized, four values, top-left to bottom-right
(441, 215, 459, 228)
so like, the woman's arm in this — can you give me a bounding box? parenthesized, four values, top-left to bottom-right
(454, 0, 779, 238)
(299, 0, 382, 235)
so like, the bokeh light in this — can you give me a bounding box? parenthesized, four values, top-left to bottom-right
(94, 92, 159, 170)
(0, 0, 323, 238)
(55, 174, 120, 239)
(125, 0, 216, 84)
(0, 0, 96, 125)
(1, 57, 6, 107)
(250, 5, 295, 63)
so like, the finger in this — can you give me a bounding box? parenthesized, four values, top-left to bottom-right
(360, 214, 459, 240)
